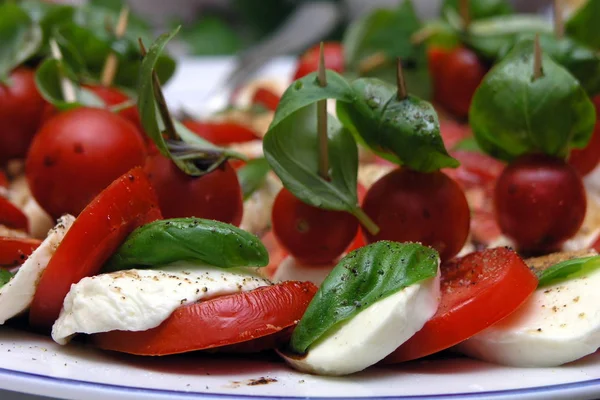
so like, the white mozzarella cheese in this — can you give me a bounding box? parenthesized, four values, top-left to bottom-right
(239, 173, 282, 235)
(456, 266, 600, 367)
(273, 256, 335, 287)
(0, 215, 75, 324)
(281, 267, 441, 375)
(52, 264, 272, 345)
(21, 197, 54, 240)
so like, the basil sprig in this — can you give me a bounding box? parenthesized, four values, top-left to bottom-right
(237, 158, 271, 200)
(470, 38, 596, 161)
(0, 270, 14, 289)
(138, 27, 245, 176)
(290, 241, 439, 354)
(0, 3, 42, 81)
(343, 0, 430, 100)
(104, 218, 268, 272)
(566, 0, 600, 50)
(537, 256, 600, 288)
(441, 0, 513, 22)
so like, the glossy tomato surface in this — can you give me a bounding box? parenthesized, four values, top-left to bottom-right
(569, 121, 600, 176)
(182, 120, 258, 146)
(0, 68, 46, 164)
(144, 153, 243, 225)
(384, 247, 537, 363)
(92, 281, 317, 355)
(272, 188, 358, 265)
(429, 47, 487, 119)
(363, 168, 470, 262)
(0, 237, 40, 268)
(87, 85, 142, 131)
(293, 42, 344, 80)
(26, 107, 147, 218)
(495, 154, 586, 253)
(29, 167, 162, 330)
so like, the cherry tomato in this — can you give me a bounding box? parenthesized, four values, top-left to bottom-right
(0, 68, 46, 164)
(86, 85, 142, 132)
(29, 167, 162, 330)
(182, 120, 259, 146)
(293, 42, 344, 80)
(495, 154, 586, 253)
(272, 188, 359, 265)
(26, 107, 147, 218)
(363, 168, 470, 262)
(92, 281, 317, 355)
(144, 152, 243, 225)
(569, 121, 600, 176)
(384, 247, 537, 363)
(0, 197, 29, 233)
(0, 237, 40, 268)
(429, 47, 487, 119)
(0, 171, 7, 189)
(251, 87, 280, 111)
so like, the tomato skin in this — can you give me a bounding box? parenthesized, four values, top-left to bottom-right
(429, 47, 487, 119)
(0, 237, 40, 268)
(25, 107, 147, 218)
(569, 121, 600, 176)
(87, 85, 142, 132)
(0, 196, 29, 233)
(271, 188, 359, 265)
(182, 120, 258, 146)
(293, 42, 344, 80)
(363, 168, 470, 262)
(0, 171, 8, 189)
(0, 68, 46, 164)
(92, 281, 318, 355)
(495, 154, 586, 253)
(384, 247, 537, 363)
(251, 87, 280, 111)
(29, 167, 162, 331)
(144, 153, 243, 225)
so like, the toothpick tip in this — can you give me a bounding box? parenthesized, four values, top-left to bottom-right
(317, 41, 327, 87)
(396, 58, 407, 100)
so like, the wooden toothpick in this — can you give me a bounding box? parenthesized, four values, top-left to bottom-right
(49, 39, 77, 103)
(533, 34, 544, 80)
(101, 6, 130, 87)
(138, 38, 178, 141)
(554, 0, 565, 39)
(396, 58, 407, 101)
(317, 42, 329, 180)
(459, 0, 471, 31)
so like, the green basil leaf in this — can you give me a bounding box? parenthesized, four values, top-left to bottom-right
(465, 15, 552, 60)
(537, 256, 600, 287)
(104, 218, 268, 272)
(0, 3, 42, 80)
(237, 158, 271, 200)
(34, 58, 105, 110)
(343, 0, 431, 99)
(0, 269, 14, 289)
(453, 137, 482, 152)
(441, 0, 513, 21)
(566, 0, 600, 50)
(337, 78, 459, 172)
(290, 241, 439, 354)
(470, 38, 596, 161)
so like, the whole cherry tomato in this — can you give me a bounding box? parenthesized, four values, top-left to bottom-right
(0, 68, 46, 164)
(569, 121, 600, 176)
(293, 42, 344, 80)
(271, 188, 359, 265)
(26, 107, 147, 218)
(144, 152, 243, 226)
(429, 47, 487, 119)
(362, 168, 470, 262)
(494, 154, 586, 253)
(87, 85, 142, 132)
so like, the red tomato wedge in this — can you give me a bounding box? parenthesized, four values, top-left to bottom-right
(383, 247, 537, 363)
(0, 237, 41, 268)
(0, 196, 28, 233)
(29, 167, 162, 330)
(182, 120, 258, 146)
(92, 281, 317, 355)
(251, 88, 280, 111)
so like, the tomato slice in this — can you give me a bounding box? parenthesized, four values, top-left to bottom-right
(0, 196, 28, 233)
(445, 150, 504, 190)
(251, 88, 280, 111)
(0, 237, 41, 268)
(182, 120, 258, 146)
(29, 167, 162, 330)
(383, 247, 537, 363)
(92, 281, 317, 355)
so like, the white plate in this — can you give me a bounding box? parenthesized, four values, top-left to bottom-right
(2, 58, 600, 400)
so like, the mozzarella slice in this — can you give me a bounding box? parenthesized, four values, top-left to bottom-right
(456, 265, 600, 367)
(273, 256, 335, 287)
(52, 264, 272, 345)
(0, 215, 75, 325)
(239, 173, 281, 235)
(281, 267, 441, 375)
